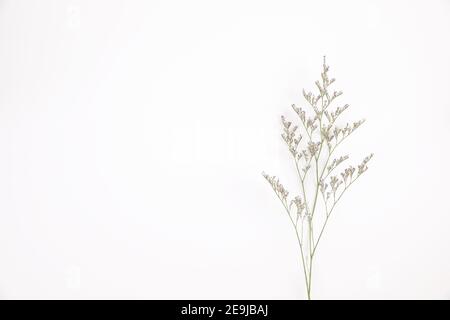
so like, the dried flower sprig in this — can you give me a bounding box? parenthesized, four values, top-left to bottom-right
(263, 57, 373, 299)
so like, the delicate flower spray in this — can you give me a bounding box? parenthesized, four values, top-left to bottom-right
(263, 57, 373, 299)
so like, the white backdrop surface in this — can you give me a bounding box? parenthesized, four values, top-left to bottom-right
(0, 0, 450, 299)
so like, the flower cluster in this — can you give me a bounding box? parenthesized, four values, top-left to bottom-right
(326, 155, 349, 175)
(358, 153, 374, 175)
(307, 141, 321, 158)
(320, 154, 373, 204)
(324, 104, 349, 124)
(262, 172, 289, 202)
(281, 115, 302, 159)
(291, 196, 306, 218)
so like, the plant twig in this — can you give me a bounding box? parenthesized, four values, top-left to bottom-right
(263, 57, 373, 299)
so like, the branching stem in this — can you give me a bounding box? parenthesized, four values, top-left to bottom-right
(263, 57, 372, 299)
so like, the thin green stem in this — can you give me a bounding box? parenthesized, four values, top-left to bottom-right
(312, 174, 361, 256)
(273, 192, 310, 297)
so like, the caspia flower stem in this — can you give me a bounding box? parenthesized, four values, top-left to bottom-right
(263, 57, 373, 299)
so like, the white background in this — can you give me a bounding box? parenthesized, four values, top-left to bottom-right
(1, 0, 450, 299)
